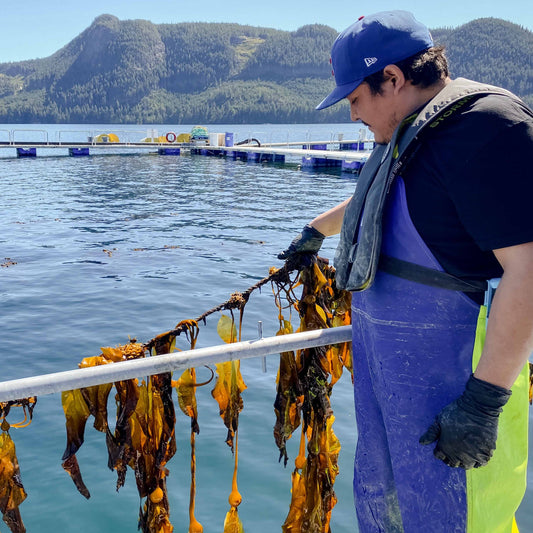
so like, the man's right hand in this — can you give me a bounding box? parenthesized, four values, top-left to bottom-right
(278, 224, 326, 265)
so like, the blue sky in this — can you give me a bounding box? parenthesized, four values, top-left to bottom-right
(0, 0, 531, 63)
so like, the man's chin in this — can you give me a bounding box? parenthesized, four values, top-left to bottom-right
(373, 135, 391, 145)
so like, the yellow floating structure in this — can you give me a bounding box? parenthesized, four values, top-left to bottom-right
(93, 133, 119, 143)
(140, 135, 168, 143)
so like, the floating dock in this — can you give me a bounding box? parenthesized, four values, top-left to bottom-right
(190, 141, 370, 172)
(0, 128, 374, 173)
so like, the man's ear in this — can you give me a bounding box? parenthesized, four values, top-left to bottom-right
(383, 64, 406, 94)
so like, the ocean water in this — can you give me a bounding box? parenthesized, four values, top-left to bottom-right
(0, 123, 531, 533)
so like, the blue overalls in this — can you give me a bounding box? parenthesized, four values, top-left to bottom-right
(350, 177, 528, 532)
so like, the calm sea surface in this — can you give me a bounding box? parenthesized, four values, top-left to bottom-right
(1, 123, 531, 532)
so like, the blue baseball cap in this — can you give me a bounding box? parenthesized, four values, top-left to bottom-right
(316, 11, 433, 110)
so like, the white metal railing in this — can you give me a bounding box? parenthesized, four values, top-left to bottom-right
(57, 130, 93, 144)
(0, 326, 352, 403)
(11, 128, 49, 144)
(0, 129, 11, 143)
(3, 129, 171, 147)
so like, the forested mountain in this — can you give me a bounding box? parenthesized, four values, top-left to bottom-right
(432, 18, 532, 99)
(0, 14, 531, 124)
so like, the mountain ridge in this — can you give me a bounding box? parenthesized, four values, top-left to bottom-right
(0, 15, 531, 124)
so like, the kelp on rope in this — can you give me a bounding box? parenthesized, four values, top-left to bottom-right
(2, 254, 533, 532)
(272, 259, 352, 532)
(5, 258, 354, 533)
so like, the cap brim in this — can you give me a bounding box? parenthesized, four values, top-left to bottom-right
(316, 79, 363, 110)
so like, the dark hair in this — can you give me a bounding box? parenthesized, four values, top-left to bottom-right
(364, 45, 449, 94)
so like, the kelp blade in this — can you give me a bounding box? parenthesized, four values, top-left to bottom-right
(0, 431, 27, 533)
(223, 507, 244, 533)
(217, 315, 238, 344)
(176, 369, 200, 434)
(276, 260, 349, 531)
(61, 389, 90, 461)
(62, 454, 90, 499)
(282, 469, 306, 533)
(273, 350, 303, 465)
(213, 317, 247, 429)
(211, 361, 247, 450)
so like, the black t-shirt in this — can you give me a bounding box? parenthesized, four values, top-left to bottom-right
(402, 93, 533, 301)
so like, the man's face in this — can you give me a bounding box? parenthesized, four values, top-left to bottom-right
(346, 81, 402, 144)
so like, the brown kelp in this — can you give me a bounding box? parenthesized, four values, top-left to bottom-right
(272, 260, 352, 533)
(0, 397, 36, 533)
(4, 248, 533, 532)
(172, 320, 211, 533)
(61, 339, 178, 533)
(1, 258, 356, 532)
(212, 313, 247, 532)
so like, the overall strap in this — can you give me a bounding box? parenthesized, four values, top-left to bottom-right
(379, 255, 487, 293)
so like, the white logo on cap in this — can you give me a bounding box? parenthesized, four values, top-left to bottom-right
(364, 57, 378, 67)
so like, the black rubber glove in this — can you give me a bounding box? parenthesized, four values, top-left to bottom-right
(419, 374, 511, 469)
(278, 224, 326, 266)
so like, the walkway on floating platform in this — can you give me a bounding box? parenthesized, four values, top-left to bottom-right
(192, 142, 371, 171)
(0, 133, 373, 172)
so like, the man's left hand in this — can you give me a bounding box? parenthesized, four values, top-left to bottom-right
(419, 374, 511, 469)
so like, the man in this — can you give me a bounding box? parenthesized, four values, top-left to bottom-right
(279, 11, 533, 532)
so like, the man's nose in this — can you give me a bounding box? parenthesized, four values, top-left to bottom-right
(351, 112, 363, 124)
(350, 105, 361, 123)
